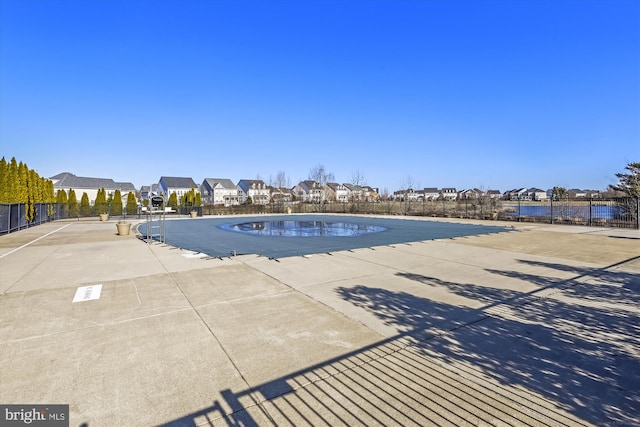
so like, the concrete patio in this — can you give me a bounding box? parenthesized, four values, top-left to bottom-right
(1, 215, 638, 426)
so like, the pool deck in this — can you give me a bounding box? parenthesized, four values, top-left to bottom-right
(1, 214, 639, 426)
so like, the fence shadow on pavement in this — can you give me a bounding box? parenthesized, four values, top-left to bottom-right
(159, 257, 639, 427)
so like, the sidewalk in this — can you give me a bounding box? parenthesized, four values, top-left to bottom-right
(1, 217, 638, 426)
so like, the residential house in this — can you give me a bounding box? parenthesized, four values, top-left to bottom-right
(440, 188, 458, 201)
(200, 178, 241, 206)
(293, 180, 325, 202)
(325, 183, 350, 203)
(50, 172, 136, 204)
(158, 176, 197, 202)
(361, 186, 380, 202)
(486, 190, 501, 199)
(393, 188, 421, 201)
(269, 187, 294, 204)
(459, 188, 483, 199)
(344, 184, 366, 202)
(568, 189, 588, 198)
(140, 184, 159, 202)
(237, 179, 270, 205)
(140, 186, 151, 201)
(527, 188, 547, 201)
(422, 188, 440, 200)
(503, 188, 527, 200)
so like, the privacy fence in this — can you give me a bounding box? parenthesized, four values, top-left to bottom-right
(2, 197, 638, 235)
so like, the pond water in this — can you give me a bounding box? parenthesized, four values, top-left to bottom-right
(219, 220, 387, 237)
(504, 204, 621, 219)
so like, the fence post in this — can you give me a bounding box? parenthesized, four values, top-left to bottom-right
(550, 197, 554, 224)
(589, 197, 592, 226)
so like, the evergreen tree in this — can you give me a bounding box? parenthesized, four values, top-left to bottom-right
(610, 162, 640, 198)
(126, 192, 137, 215)
(610, 161, 640, 222)
(17, 161, 28, 203)
(111, 189, 123, 215)
(0, 157, 7, 202)
(95, 188, 108, 214)
(56, 190, 68, 203)
(26, 169, 39, 222)
(68, 189, 78, 217)
(39, 176, 48, 202)
(45, 179, 55, 217)
(195, 192, 202, 206)
(181, 188, 198, 207)
(80, 192, 91, 216)
(167, 192, 178, 209)
(57, 189, 69, 218)
(7, 158, 19, 203)
(0, 158, 54, 207)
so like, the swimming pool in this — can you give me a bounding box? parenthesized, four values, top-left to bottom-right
(219, 220, 387, 237)
(138, 215, 508, 259)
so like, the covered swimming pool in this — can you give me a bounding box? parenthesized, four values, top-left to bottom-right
(138, 215, 509, 259)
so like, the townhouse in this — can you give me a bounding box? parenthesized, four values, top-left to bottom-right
(237, 179, 270, 205)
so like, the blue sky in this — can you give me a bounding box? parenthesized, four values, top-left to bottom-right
(1, 0, 638, 193)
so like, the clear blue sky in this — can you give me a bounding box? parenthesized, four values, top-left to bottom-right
(1, 0, 638, 193)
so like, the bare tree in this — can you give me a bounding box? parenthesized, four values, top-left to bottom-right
(308, 165, 334, 211)
(308, 164, 335, 187)
(267, 171, 291, 212)
(551, 186, 569, 201)
(351, 169, 367, 186)
(274, 170, 290, 189)
(400, 175, 416, 215)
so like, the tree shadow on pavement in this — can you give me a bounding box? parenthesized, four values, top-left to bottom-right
(337, 258, 640, 426)
(158, 257, 639, 426)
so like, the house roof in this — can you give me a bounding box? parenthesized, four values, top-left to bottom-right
(116, 182, 136, 192)
(238, 179, 266, 188)
(297, 180, 322, 191)
(203, 178, 236, 190)
(423, 187, 439, 193)
(343, 183, 363, 191)
(326, 182, 347, 191)
(159, 176, 196, 189)
(50, 172, 118, 190)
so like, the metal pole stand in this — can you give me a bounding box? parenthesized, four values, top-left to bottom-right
(146, 196, 166, 244)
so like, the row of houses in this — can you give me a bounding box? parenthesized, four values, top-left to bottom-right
(395, 187, 607, 202)
(393, 188, 501, 201)
(502, 188, 603, 201)
(50, 172, 137, 204)
(150, 177, 381, 206)
(50, 172, 609, 207)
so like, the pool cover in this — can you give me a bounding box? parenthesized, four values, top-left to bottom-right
(138, 215, 509, 259)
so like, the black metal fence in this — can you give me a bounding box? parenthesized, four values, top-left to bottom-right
(2, 198, 638, 235)
(500, 197, 639, 229)
(0, 203, 54, 234)
(0, 203, 142, 235)
(201, 197, 639, 229)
